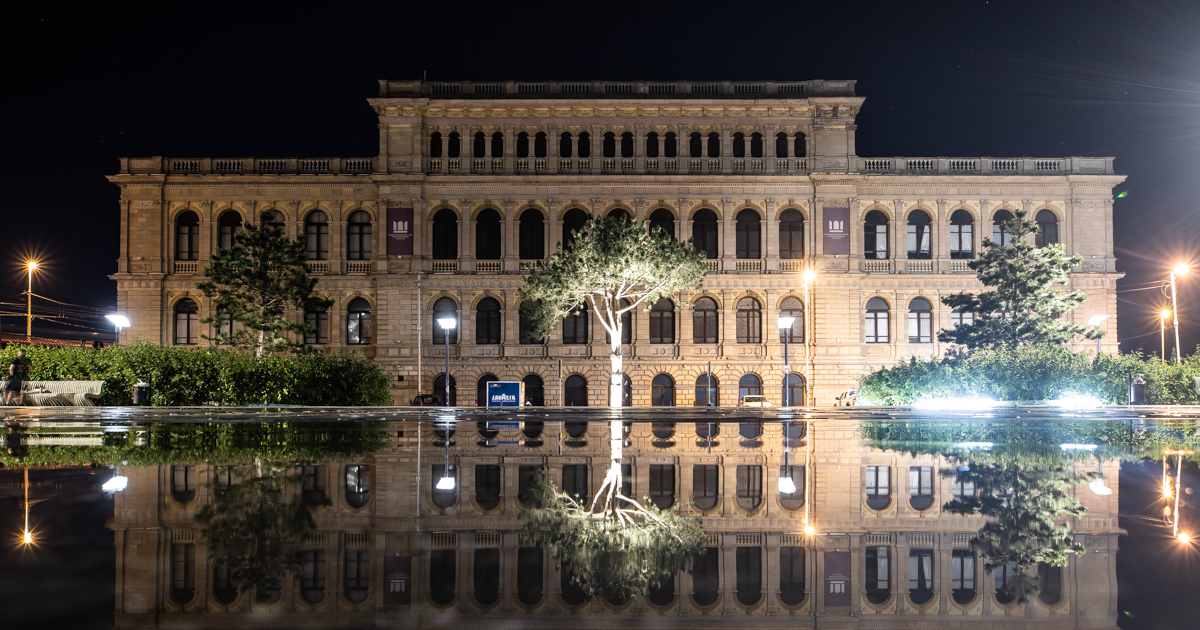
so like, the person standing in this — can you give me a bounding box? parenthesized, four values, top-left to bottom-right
(4, 350, 27, 406)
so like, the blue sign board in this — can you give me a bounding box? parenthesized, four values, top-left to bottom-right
(486, 381, 524, 408)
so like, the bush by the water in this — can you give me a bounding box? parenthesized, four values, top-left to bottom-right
(858, 345, 1200, 405)
(0, 343, 391, 406)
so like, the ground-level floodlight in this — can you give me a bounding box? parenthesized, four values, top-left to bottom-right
(106, 314, 131, 332)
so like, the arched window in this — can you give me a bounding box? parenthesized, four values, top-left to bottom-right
(175, 211, 199, 261)
(560, 562, 587, 605)
(779, 463, 805, 508)
(300, 550, 326, 603)
(473, 132, 486, 158)
(173, 299, 198, 345)
(908, 297, 932, 343)
(992, 210, 1015, 246)
(645, 131, 659, 157)
(475, 297, 501, 344)
(909, 465, 934, 509)
(516, 547, 544, 607)
(736, 297, 762, 344)
(695, 374, 718, 407)
(692, 208, 719, 259)
(432, 297, 458, 344)
(305, 211, 329, 260)
(950, 209, 974, 259)
(448, 132, 460, 158)
(689, 132, 702, 157)
(562, 304, 588, 344)
(693, 296, 718, 343)
(692, 547, 720, 606)
(171, 465, 196, 502)
(648, 464, 675, 509)
(750, 132, 763, 158)
(213, 562, 237, 604)
(345, 464, 370, 508)
(794, 133, 807, 158)
(693, 465, 719, 510)
(951, 550, 976, 604)
(607, 208, 631, 223)
(864, 210, 888, 259)
(652, 374, 675, 406)
(865, 465, 890, 509)
(518, 209, 544, 260)
(779, 209, 804, 259)
(738, 374, 762, 399)
(909, 549, 934, 604)
(475, 208, 502, 260)
(264, 209, 286, 229)
(650, 298, 675, 344)
(304, 307, 329, 344)
(490, 132, 504, 158)
(865, 297, 890, 343)
(664, 132, 677, 158)
(430, 549, 456, 605)
(707, 132, 720, 158)
(732, 132, 746, 158)
(474, 460, 500, 509)
(534, 132, 547, 158)
(783, 373, 805, 407)
(431, 463, 457, 508)
(779, 547, 806, 605)
(779, 296, 804, 343)
(740, 421, 762, 439)
(171, 543, 196, 603)
(516, 132, 529, 158)
(217, 211, 242, 250)
(906, 210, 931, 259)
(775, 132, 789, 158)
(523, 374, 544, 406)
(474, 547, 500, 605)
(346, 298, 372, 345)
(346, 210, 372, 261)
(562, 208, 588, 252)
(865, 546, 890, 603)
(430, 132, 443, 158)
(995, 563, 1018, 604)
(432, 374, 456, 405)
(736, 465, 763, 510)
(432, 209, 458, 260)
(735, 547, 762, 605)
(519, 300, 543, 344)
(620, 132, 633, 158)
(577, 132, 590, 157)
(564, 375, 587, 406)
(559, 132, 572, 157)
(735, 209, 761, 259)
(1037, 564, 1063, 604)
(602, 132, 616, 158)
(1036, 209, 1059, 247)
(649, 208, 675, 240)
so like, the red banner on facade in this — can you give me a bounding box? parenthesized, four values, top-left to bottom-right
(387, 207, 414, 256)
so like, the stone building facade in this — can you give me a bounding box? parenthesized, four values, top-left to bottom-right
(109, 79, 1125, 406)
(110, 416, 1123, 629)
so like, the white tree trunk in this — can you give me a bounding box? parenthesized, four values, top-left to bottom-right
(609, 334, 623, 408)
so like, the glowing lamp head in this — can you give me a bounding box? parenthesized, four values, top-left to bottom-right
(106, 314, 131, 330)
(435, 475, 456, 490)
(777, 476, 797, 494)
(437, 317, 457, 331)
(804, 525, 815, 536)
(1179, 533, 1192, 544)
(26, 261, 37, 271)
(1162, 309, 1174, 320)
(1174, 263, 1189, 276)
(802, 270, 816, 283)
(777, 316, 796, 330)
(22, 530, 33, 545)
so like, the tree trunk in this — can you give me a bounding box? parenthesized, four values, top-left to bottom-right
(609, 332, 623, 408)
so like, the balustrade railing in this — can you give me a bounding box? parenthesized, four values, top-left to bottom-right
(431, 261, 458, 273)
(861, 260, 891, 273)
(906, 260, 933, 273)
(735, 260, 762, 272)
(475, 261, 501, 273)
(703, 260, 720, 273)
(346, 261, 371, 274)
(305, 261, 329, 274)
(173, 261, 198, 274)
(949, 260, 973, 273)
(779, 260, 808, 272)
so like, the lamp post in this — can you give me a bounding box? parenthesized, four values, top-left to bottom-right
(435, 419, 455, 490)
(1161, 310, 1172, 363)
(802, 270, 816, 406)
(778, 316, 796, 407)
(25, 261, 37, 341)
(437, 317, 456, 406)
(778, 418, 797, 494)
(1170, 264, 1188, 364)
(105, 314, 131, 343)
(1087, 314, 1110, 355)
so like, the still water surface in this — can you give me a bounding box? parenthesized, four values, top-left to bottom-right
(0, 406, 1197, 629)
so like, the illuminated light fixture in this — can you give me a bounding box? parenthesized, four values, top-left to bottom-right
(777, 316, 796, 329)
(1086, 314, 1110, 327)
(1162, 309, 1174, 319)
(953, 442, 994, 451)
(1052, 395, 1103, 410)
(778, 475, 797, 494)
(1088, 478, 1113, 496)
(26, 261, 38, 271)
(22, 530, 33, 545)
(1174, 263, 1190, 277)
(102, 475, 129, 493)
(436, 475, 456, 490)
(105, 314, 131, 331)
(1060, 444, 1099, 451)
(437, 317, 457, 330)
(802, 270, 816, 283)
(1178, 532, 1192, 544)
(804, 525, 815, 536)
(913, 396, 997, 411)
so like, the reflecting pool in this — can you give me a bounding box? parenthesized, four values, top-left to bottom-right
(0, 406, 1197, 629)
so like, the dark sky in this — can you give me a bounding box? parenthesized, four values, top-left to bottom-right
(4, 0, 1199, 354)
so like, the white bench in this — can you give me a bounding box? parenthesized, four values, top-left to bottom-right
(1, 380, 105, 406)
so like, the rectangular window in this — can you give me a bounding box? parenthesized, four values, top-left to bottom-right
(907, 223, 931, 258)
(779, 547, 805, 597)
(171, 543, 196, 593)
(562, 464, 588, 504)
(301, 549, 327, 592)
(908, 310, 931, 343)
(735, 546, 762, 599)
(693, 464, 719, 510)
(518, 464, 543, 508)
(952, 477, 975, 498)
(301, 465, 326, 502)
(866, 466, 890, 497)
(649, 464, 675, 509)
(736, 465, 762, 509)
(344, 549, 369, 593)
(865, 311, 889, 343)
(951, 550, 975, 591)
(908, 550, 933, 593)
(865, 224, 888, 259)
(475, 464, 501, 510)
(866, 546, 889, 590)
(950, 223, 974, 258)
(305, 310, 329, 344)
(951, 310, 974, 328)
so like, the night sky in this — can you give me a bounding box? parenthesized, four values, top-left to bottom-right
(4, 0, 1198, 353)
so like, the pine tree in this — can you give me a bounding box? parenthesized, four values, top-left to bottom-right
(940, 209, 1095, 349)
(198, 210, 332, 357)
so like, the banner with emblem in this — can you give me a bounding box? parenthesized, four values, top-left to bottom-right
(822, 206, 850, 255)
(823, 551, 851, 606)
(383, 556, 411, 604)
(387, 207, 414, 256)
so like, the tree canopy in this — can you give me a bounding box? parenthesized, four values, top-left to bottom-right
(940, 209, 1094, 349)
(519, 214, 706, 406)
(198, 210, 332, 356)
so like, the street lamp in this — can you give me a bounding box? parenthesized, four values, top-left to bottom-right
(802, 270, 816, 406)
(1161, 309, 1173, 363)
(778, 316, 796, 407)
(778, 419, 797, 494)
(106, 314, 131, 340)
(437, 317, 456, 406)
(436, 419, 456, 490)
(1170, 264, 1188, 364)
(25, 261, 38, 341)
(1087, 314, 1110, 355)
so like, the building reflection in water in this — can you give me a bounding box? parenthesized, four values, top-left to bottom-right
(91, 415, 1130, 629)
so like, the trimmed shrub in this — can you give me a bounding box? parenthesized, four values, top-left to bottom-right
(0, 343, 391, 406)
(859, 345, 1200, 405)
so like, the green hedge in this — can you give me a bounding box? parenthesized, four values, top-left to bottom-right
(0, 343, 391, 406)
(858, 345, 1200, 405)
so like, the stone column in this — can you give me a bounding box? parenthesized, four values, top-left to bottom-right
(679, 198, 691, 247)
(329, 200, 344, 274)
(546, 198, 558, 257)
(934, 199, 947, 271)
(721, 536, 735, 614)
(377, 123, 388, 173)
(634, 124, 646, 173)
(504, 199, 517, 269)
(634, 198, 645, 222)
(720, 125, 733, 174)
(721, 199, 734, 270)
(765, 198, 778, 265)
(503, 125, 515, 173)
(978, 199, 990, 255)
(893, 199, 905, 265)
(460, 200, 471, 268)
(590, 125, 603, 174)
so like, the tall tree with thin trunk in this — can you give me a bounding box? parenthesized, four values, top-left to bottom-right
(198, 210, 332, 357)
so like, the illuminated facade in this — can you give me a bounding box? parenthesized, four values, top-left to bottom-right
(109, 79, 1125, 405)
